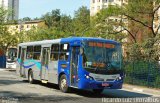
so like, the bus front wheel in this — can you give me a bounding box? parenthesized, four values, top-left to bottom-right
(59, 74, 69, 93)
(92, 89, 104, 94)
(28, 70, 35, 84)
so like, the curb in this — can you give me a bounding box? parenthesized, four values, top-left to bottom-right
(0, 69, 5, 71)
(0, 68, 16, 71)
(123, 84, 160, 96)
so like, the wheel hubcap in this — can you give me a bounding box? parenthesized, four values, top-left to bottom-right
(61, 79, 67, 90)
(29, 74, 32, 82)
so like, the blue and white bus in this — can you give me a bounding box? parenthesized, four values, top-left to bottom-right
(16, 37, 124, 94)
(6, 48, 17, 69)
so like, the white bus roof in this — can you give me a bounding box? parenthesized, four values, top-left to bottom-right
(18, 39, 61, 46)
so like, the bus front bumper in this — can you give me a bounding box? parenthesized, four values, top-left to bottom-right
(6, 62, 16, 69)
(79, 79, 123, 89)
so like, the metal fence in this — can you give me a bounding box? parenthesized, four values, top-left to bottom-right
(124, 61, 160, 88)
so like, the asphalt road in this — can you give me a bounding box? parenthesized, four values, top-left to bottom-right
(0, 69, 159, 103)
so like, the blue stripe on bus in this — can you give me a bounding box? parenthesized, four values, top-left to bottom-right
(17, 59, 41, 69)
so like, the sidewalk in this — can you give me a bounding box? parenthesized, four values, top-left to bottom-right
(123, 84, 160, 96)
(0, 68, 16, 71)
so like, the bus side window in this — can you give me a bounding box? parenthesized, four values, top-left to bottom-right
(18, 46, 21, 58)
(50, 54, 59, 61)
(26, 46, 33, 59)
(59, 44, 69, 61)
(33, 45, 41, 60)
(27, 53, 33, 59)
(50, 44, 59, 61)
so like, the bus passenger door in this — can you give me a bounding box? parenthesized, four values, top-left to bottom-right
(41, 47, 50, 81)
(70, 46, 80, 87)
(20, 48, 26, 77)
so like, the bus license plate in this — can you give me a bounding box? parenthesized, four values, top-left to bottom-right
(102, 83, 109, 87)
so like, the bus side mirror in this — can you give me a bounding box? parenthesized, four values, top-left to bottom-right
(80, 48, 84, 55)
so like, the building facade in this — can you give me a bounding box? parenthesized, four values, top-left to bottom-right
(90, 0, 127, 16)
(7, 20, 47, 34)
(0, 0, 19, 20)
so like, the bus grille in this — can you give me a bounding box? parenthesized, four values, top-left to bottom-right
(106, 79, 115, 81)
(95, 78, 104, 81)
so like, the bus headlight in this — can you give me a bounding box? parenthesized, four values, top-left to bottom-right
(116, 77, 122, 81)
(85, 75, 94, 80)
(86, 75, 90, 79)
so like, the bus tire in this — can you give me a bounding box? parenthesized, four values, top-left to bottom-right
(92, 89, 104, 94)
(28, 70, 35, 84)
(59, 74, 69, 93)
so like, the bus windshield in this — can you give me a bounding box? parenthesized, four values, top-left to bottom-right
(7, 48, 17, 62)
(82, 41, 122, 74)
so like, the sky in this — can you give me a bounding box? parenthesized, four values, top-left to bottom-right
(19, 0, 90, 19)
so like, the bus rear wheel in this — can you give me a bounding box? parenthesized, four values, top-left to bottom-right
(59, 74, 69, 93)
(92, 89, 104, 94)
(28, 70, 35, 84)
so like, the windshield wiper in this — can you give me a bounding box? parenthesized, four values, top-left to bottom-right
(93, 62, 103, 73)
(93, 67, 98, 73)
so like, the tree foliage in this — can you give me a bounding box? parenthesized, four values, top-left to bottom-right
(93, 0, 160, 42)
(0, 7, 18, 53)
(41, 9, 61, 28)
(92, 0, 160, 61)
(73, 6, 90, 36)
(21, 17, 32, 21)
(60, 14, 74, 34)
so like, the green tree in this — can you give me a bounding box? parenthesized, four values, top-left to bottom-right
(60, 14, 74, 34)
(91, 5, 126, 40)
(73, 6, 90, 36)
(93, 0, 160, 42)
(42, 9, 61, 28)
(0, 7, 18, 53)
(93, 0, 160, 60)
(0, 7, 6, 23)
(125, 0, 160, 60)
(27, 6, 91, 40)
(22, 17, 32, 21)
